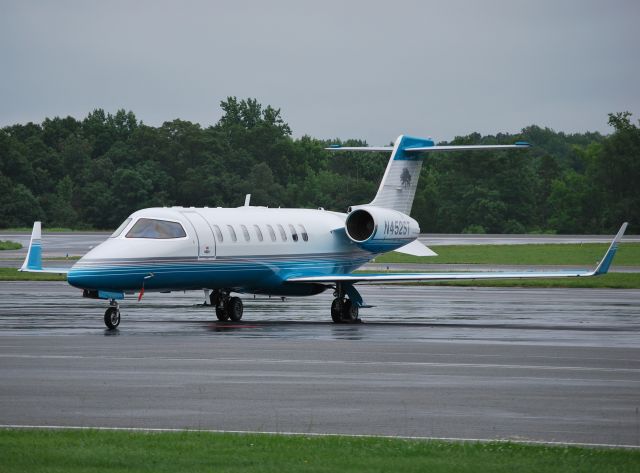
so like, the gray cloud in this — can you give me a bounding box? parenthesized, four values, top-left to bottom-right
(1, 0, 638, 144)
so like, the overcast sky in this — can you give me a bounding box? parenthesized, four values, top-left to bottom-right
(1, 0, 638, 144)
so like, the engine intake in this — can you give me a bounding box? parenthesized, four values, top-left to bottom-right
(344, 206, 420, 252)
(346, 209, 375, 242)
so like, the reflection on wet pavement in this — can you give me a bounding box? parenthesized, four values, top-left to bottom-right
(0, 282, 638, 347)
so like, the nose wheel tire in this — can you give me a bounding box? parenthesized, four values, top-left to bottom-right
(104, 307, 120, 329)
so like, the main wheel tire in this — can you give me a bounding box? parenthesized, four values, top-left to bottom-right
(216, 307, 229, 321)
(331, 298, 343, 323)
(227, 297, 243, 322)
(341, 299, 359, 323)
(104, 307, 120, 329)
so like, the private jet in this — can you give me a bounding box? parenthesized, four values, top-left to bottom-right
(20, 135, 628, 329)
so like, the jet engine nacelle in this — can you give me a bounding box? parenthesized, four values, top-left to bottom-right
(344, 206, 420, 253)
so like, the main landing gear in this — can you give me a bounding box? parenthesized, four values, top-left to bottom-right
(104, 300, 121, 330)
(331, 283, 361, 323)
(210, 289, 243, 322)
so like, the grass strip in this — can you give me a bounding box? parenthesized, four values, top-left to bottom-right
(0, 268, 66, 281)
(1, 429, 638, 473)
(0, 240, 22, 250)
(374, 243, 640, 266)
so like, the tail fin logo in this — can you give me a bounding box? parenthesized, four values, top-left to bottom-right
(400, 168, 412, 189)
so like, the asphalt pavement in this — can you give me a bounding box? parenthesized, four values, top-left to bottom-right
(1, 282, 638, 446)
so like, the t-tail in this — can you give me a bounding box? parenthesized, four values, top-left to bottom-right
(328, 134, 531, 215)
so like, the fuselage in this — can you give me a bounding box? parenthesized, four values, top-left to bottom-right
(67, 206, 379, 297)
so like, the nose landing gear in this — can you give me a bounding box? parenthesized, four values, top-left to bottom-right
(104, 300, 121, 329)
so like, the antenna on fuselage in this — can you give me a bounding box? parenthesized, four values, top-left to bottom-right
(244, 194, 251, 206)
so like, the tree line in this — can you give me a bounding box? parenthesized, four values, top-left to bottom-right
(0, 97, 638, 233)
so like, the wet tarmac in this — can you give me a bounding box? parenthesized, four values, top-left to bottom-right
(1, 282, 639, 445)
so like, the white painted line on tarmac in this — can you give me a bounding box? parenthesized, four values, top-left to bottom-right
(0, 424, 637, 450)
(1, 353, 640, 374)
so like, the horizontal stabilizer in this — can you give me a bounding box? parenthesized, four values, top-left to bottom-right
(326, 142, 530, 153)
(404, 143, 530, 153)
(326, 146, 394, 152)
(394, 240, 437, 257)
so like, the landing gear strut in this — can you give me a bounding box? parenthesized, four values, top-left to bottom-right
(331, 283, 360, 323)
(104, 299, 121, 329)
(210, 289, 243, 322)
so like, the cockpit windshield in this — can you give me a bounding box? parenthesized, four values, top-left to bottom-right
(125, 218, 186, 239)
(110, 218, 132, 238)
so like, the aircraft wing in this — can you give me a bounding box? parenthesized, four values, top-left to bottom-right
(287, 223, 628, 284)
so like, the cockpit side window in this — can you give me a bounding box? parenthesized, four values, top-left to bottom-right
(125, 218, 186, 239)
(110, 218, 132, 238)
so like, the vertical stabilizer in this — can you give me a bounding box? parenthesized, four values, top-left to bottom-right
(369, 135, 434, 214)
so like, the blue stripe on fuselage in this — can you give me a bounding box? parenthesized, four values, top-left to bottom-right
(67, 253, 372, 293)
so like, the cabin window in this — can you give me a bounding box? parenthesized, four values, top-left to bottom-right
(288, 224, 298, 242)
(240, 224, 250, 241)
(213, 224, 223, 242)
(277, 224, 287, 241)
(253, 225, 264, 242)
(126, 218, 186, 239)
(227, 225, 237, 242)
(111, 218, 132, 238)
(266, 224, 277, 242)
(298, 224, 309, 241)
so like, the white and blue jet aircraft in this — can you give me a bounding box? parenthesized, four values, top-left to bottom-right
(20, 135, 628, 329)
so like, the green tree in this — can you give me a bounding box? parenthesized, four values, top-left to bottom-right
(591, 112, 640, 232)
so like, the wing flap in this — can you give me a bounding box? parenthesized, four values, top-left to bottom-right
(286, 269, 594, 284)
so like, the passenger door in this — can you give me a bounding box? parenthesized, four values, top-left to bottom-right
(182, 211, 216, 259)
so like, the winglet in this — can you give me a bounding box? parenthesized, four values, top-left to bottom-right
(593, 222, 628, 275)
(20, 221, 43, 271)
